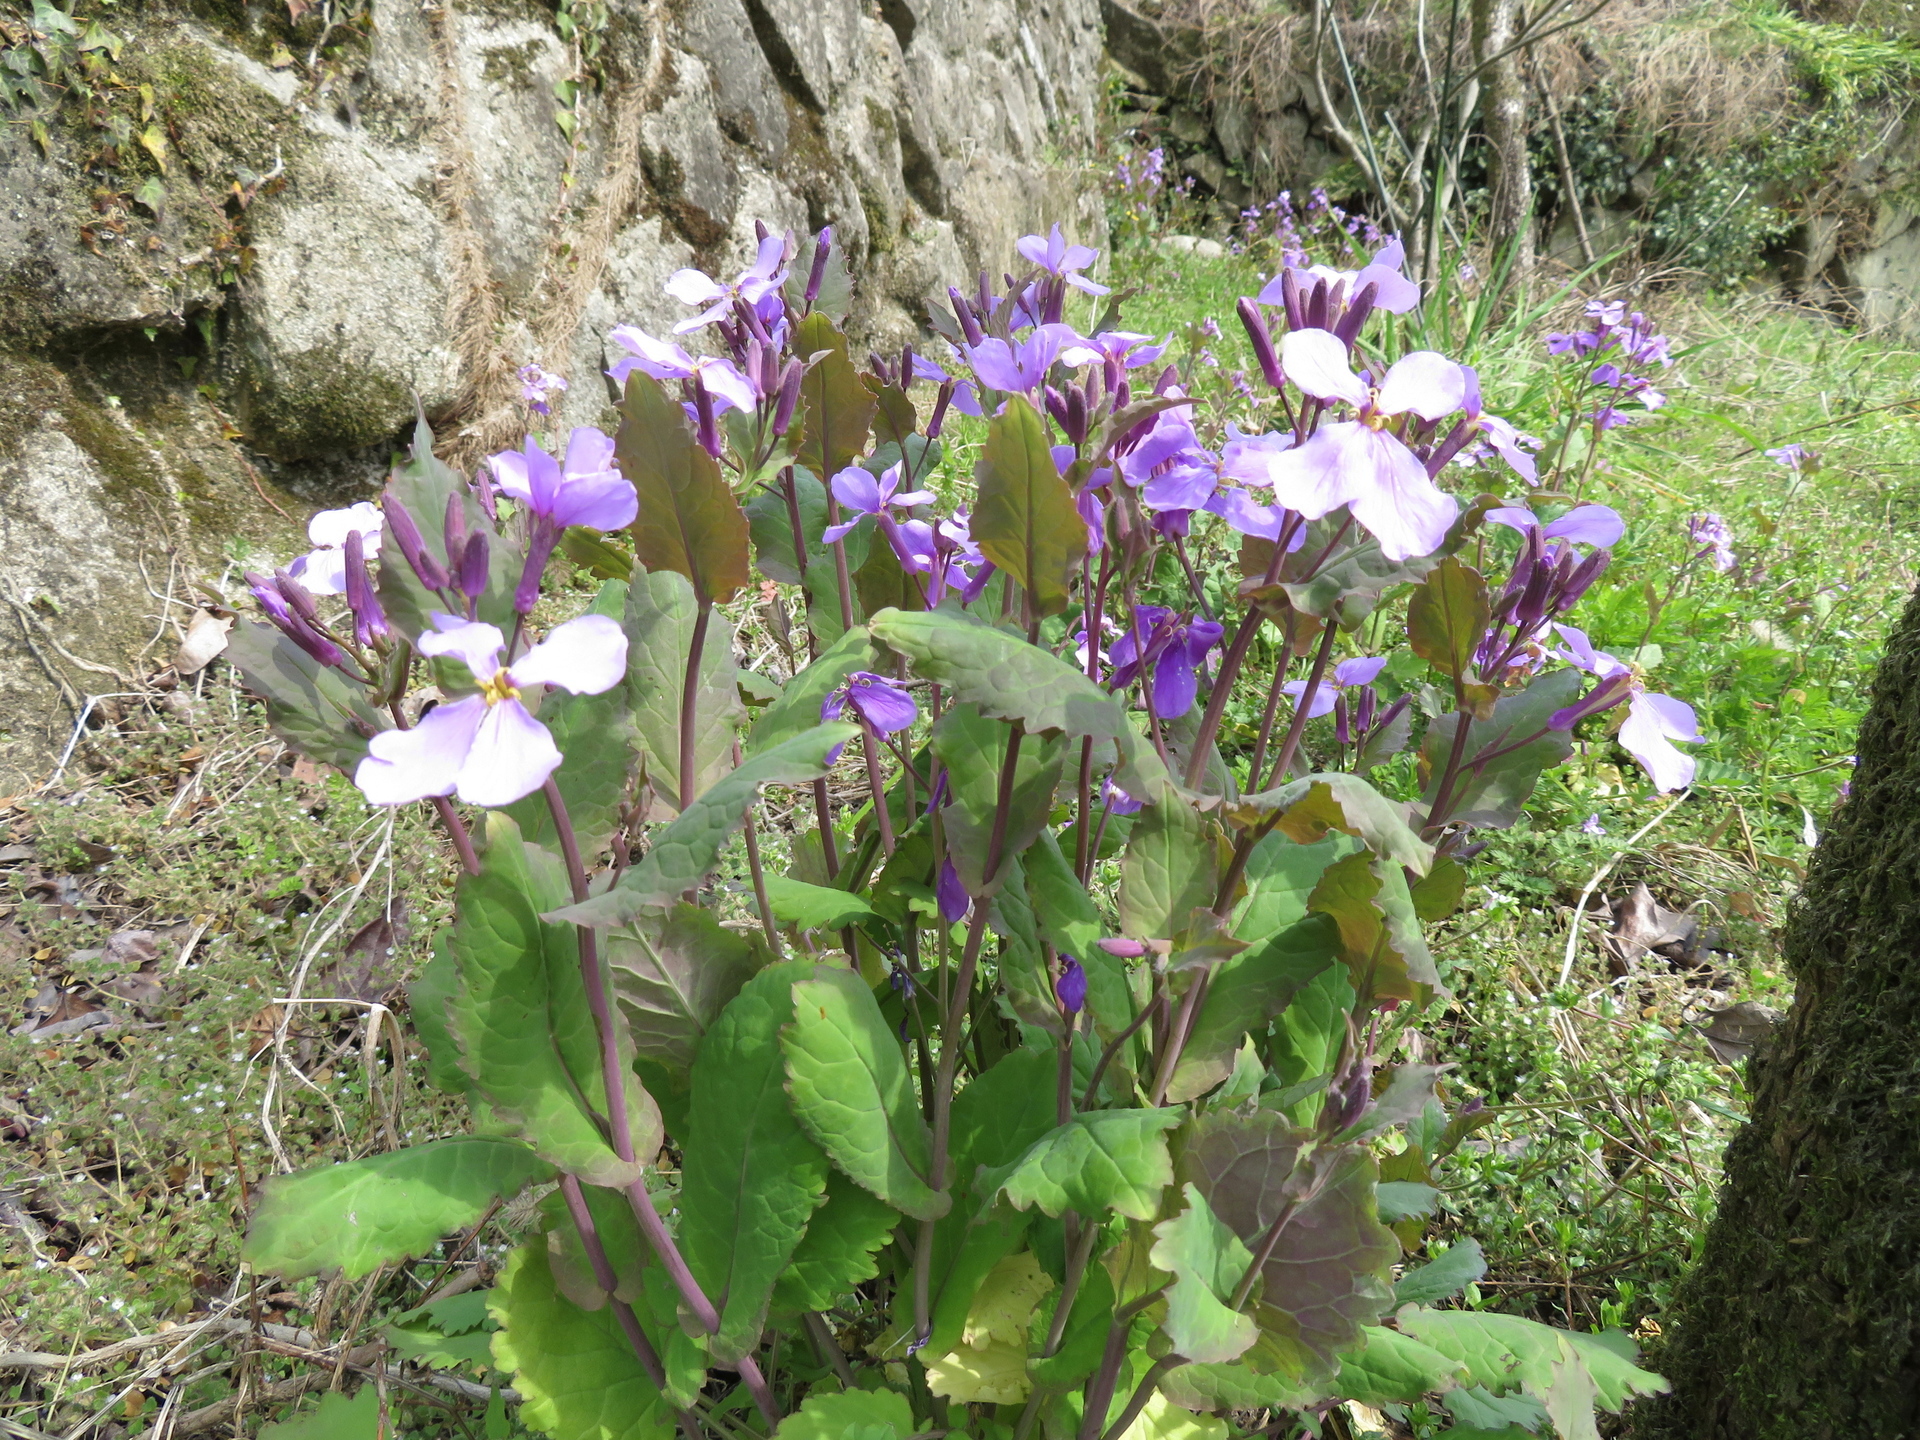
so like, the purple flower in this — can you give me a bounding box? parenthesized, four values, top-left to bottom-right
(1110, 606, 1225, 717)
(822, 672, 919, 736)
(964, 324, 1080, 395)
(518, 364, 568, 417)
(1055, 956, 1087, 1016)
(1283, 656, 1388, 719)
(287, 502, 383, 597)
(1688, 512, 1735, 573)
(1252, 328, 1465, 561)
(1765, 443, 1813, 473)
(1016, 224, 1110, 295)
(489, 428, 639, 532)
(823, 464, 935, 544)
(662, 234, 788, 333)
(1104, 776, 1143, 816)
(937, 858, 971, 923)
(1058, 330, 1168, 370)
(1581, 813, 1607, 836)
(1459, 366, 1541, 484)
(1551, 623, 1701, 792)
(1256, 236, 1422, 315)
(607, 327, 759, 415)
(354, 612, 628, 807)
(1486, 503, 1624, 550)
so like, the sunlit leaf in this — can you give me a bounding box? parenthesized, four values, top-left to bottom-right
(1394, 1307, 1668, 1413)
(1308, 851, 1445, 1007)
(972, 394, 1083, 616)
(772, 1387, 912, 1440)
(1152, 1183, 1259, 1363)
(765, 876, 878, 929)
(605, 903, 762, 1078)
(1334, 1325, 1470, 1406)
(771, 1170, 899, 1314)
(257, 1388, 381, 1440)
(1228, 773, 1432, 876)
(1119, 794, 1218, 941)
(622, 564, 745, 812)
(794, 312, 876, 479)
(1394, 1239, 1487, 1306)
(1166, 915, 1338, 1103)
(1407, 558, 1490, 680)
(991, 1109, 1182, 1222)
(617, 373, 751, 605)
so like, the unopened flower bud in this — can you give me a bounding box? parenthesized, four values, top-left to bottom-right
(1045, 385, 1072, 435)
(1066, 383, 1089, 446)
(1335, 281, 1378, 346)
(285, 613, 349, 671)
(773, 360, 804, 435)
(1557, 549, 1611, 612)
(513, 529, 554, 616)
(937, 857, 970, 924)
(246, 572, 292, 628)
(384, 494, 449, 590)
(1515, 551, 1555, 629)
(900, 343, 916, 394)
(273, 569, 321, 629)
(927, 379, 955, 440)
(443, 493, 467, 573)
(949, 286, 985, 346)
(1279, 267, 1305, 332)
(1237, 296, 1284, 390)
(692, 374, 721, 458)
(1305, 276, 1331, 331)
(804, 227, 833, 308)
(342, 529, 389, 645)
(1055, 956, 1087, 1017)
(1549, 671, 1634, 731)
(460, 531, 491, 602)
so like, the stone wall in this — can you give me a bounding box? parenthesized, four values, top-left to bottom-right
(0, 0, 1109, 788)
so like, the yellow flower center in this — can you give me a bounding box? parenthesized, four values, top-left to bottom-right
(480, 669, 521, 707)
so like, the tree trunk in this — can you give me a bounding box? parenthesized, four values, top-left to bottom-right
(1471, 0, 1533, 275)
(1637, 585, 1920, 1439)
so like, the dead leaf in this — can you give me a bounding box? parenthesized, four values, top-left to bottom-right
(99, 930, 166, 1009)
(318, 902, 406, 1004)
(1694, 1000, 1782, 1065)
(245, 1003, 285, 1059)
(13, 980, 110, 1037)
(1604, 883, 1694, 973)
(175, 609, 234, 676)
(103, 930, 159, 968)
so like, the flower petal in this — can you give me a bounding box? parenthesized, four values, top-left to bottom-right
(1282, 679, 1338, 720)
(1259, 422, 1364, 520)
(849, 676, 919, 736)
(1352, 260, 1421, 314)
(419, 616, 507, 677)
(696, 359, 759, 415)
(1619, 694, 1697, 792)
(456, 700, 563, 806)
(831, 465, 884, 515)
(288, 548, 350, 597)
(1343, 429, 1459, 562)
(1280, 329, 1368, 406)
(355, 697, 486, 805)
(1375, 351, 1466, 421)
(1543, 504, 1625, 549)
(1640, 690, 1700, 741)
(509, 613, 628, 695)
(1332, 656, 1389, 687)
(664, 268, 725, 307)
(308, 502, 384, 551)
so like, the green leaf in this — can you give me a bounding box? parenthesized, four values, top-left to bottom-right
(257, 1387, 381, 1440)
(765, 876, 878, 930)
(1274, 510, 1469, 627)
(1335, 1325, 1470, 1406)
(1407, 558, 1491, 680)
(1395, 1239, 1487, 1306)
(1267, 964, 1353, 1125)
(385, 1318, 497, 1372)
(784, 232, 853, 320)
(782, 965, 948, 1220)
(1411, 856, 1469, 923)
(1028, 1259, 1117, 1388)
(502, 683, 634, 861)
(989, 855, 1057, 1032)
(748, 624, 880, 754)
(772, 1387, 913, 1440)
(606, 903, 761, 1078)
(1440, 1384, 1549, 1433)
(379, 415, 519, 636)
(793, 312, 877, 480)
(772, 1169, 900, 1314)
(408, 939, 471, 1097)
(1024, 832, 1133, 1043)
(223, 620, 383, 770)
(1308, 851, 1445, 1007)
(1393, 1308, 1668, 1413)
(1151, 1183, 1259, 1363)
(1228, 773, 1432, 876)
(1419, 670, 1581, 830)
(1119, 796, 1217, 942)
(972, 394, 1083, 616)
(490, 1243, 673, 1440)
(622, 566, 745, 811)
(870, 609, 1130, 739)
(243, 1138, 552, 1279)
(450, 815, 655, 1185)
(544, 1183, 646, 1310)
(950, 1046, 1067, 1181)
(856, 526, 928, 616)
(680, 960, 832, 1363)
(1375, 1182, 1441, 1220)
(992, 1109, 1182, 1222)
(1232, 832, 1354, 941)
(616, 373, 751, 605)
(550, 724, 856, 926)
(1166, 915, 1338, 1103)
(932, 703, 1065, 898)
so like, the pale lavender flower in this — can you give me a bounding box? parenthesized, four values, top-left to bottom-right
(663, 234, 788, 333)
(518, 364, 569, 417)
(823, 463, 935, 544)
(1581, 813, 1607, 836)
(1688, 512, 1735, 573)
(286, 502, 383, 597)
(355, 613, 628, 807)
(606, 327, 759, 415)
(1058, 330, 1168, 370)
(964, 324, 1080, 395)
(1765, 443, 1813, 473)
(1486, 503, 1625, 550)
(1256, 235, 1422, 314)
(1551, 624, 1701, 792)
(1016, 224, 1110, 295)
(1283, 656, 1388, 719)
(489, 428, 638, 533)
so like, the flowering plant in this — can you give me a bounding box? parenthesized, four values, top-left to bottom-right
(225, 223, 1677, 1440)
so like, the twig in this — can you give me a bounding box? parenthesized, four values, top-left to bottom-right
(1555, 789, 1690, 988)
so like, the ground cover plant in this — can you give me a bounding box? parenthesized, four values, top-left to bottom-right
(4, 199, 1918, 1440)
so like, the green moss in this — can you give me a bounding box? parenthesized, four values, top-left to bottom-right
(481, 38, 546, 87)
(56, 395, 173, 509)
(127, 33, 291, 179)
(239, 350, 413, 460)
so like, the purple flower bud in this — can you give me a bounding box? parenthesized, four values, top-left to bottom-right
(1549, 671, 1634, 730)
(949, 286, 985, 346)
(461, 531, 492, 602)
(1066, 383, 1089, 446)
(284, 612, 349, 671)
(900, 344, 917, 394)
(443, 493, 467, 573)
(1045, 385, 1072, 435)
(246, 571, 293, 628)
(1371, 692, 1411, 737)
(1279, 266, 1304, 332)
(1097, 937, 1146, 958)
(1305, 276, 1330, 331)
(1055, 956, 1087, 1017)
(1333, 280, 1377, 346)
(804, 228, 833, 308)
(937, 857, 970, 924)
(1557, 549, 1611, 612)
(342, 529, 389, 645)
(513, 530, 555, 615)
(273, 569, 322, 628)
(384, 495, 450, 591)
(773, 360, 804, 435)
(1237, 295, 1284, 390)
(692, 373, 721, 458)
(1334, 691, 1352, 746)
(927, 380, 955, 440)
(1423, 416, 1477, 476)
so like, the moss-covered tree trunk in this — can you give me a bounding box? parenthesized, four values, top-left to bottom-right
(1639, 586, 1920, 1438)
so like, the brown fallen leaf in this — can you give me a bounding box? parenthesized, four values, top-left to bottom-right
(245, 1002, 286, 1059)
(318, 901, 407, 1005)
(175, 609, 234, 676)
(99, 930, 166, 1009)
(1694, 1000, 1783, 1065)
(1604, 883, 1695, 973)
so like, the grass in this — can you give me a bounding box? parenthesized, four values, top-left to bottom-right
(4, 237, 1919, 1437)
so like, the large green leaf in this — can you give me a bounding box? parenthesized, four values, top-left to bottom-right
(748, 624, 880, 754)
(1335, 1325, 1470, 1406)
(1151, 1183, 1259, 1363)
(782, 965, 947, 1220)
(771, 1169, 900, 1314)
(243, 1138, 552, 1279)
(680, 960, 832, 1364)
(502, 675, 635, 861)
(622, 566, 744, 812)
(870, 609, 1129, 739)
(1308, 851, 1445, 1007)
(549, 724, 855, 926)
(1267, 964, 1354, 1126)
(490, 1243, 673, 1440)
(765, 876, 879, 930)
(1232, 832, 1354, 941)
(1166, 915, 1339, 1103)
(1228, 773, 1432, 876)
(972, 394, 1082, 617)
(1393, 1308, 1668, 1413)
(989, 856, 1057, 1033)
(932, 703, 1065, 897)
(257, 1387, 381, 1440)
(1407, 558, 1491, 681)
(450, 816, 656, 1185)
(616, 372, 751, 605)
(793, 312, 877, 481)
(1419, 669, 1581, 830)
(409, 937, 473, 1097)
(605, 903, 761, 1078)
(991, 1109, 1182, 1222)
(773, 1388, 913, 1440)
(224, 620, 384, 770)
(1119, 795, 1218, 941)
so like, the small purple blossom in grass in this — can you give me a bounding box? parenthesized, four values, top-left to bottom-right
(518, 364, 568, 417)
(1765, 442, 1814, 473)
(937, 857, 970, 923)
(1250, 328, 1464, 561)
(1055, 956, 1087, 1016)
(1688, 512, 1736, 573)
(606, 327, 759, 414)
(1486, 502, 1625, 550)
(490, 428, 638, 532)
(1016, 224, 1111, 295)
(821, 673, 919, 762)
(1581, 813, 1607, 836)
(1283, 656, 1388, 719)
(287, 502, 383, 597)
(1550, 623, 1701, 792)
(355, 612, 627, 807)
(1459, 365, 1541, 484)
(823, 463, 935, 543)
(663, 233, 788, 333)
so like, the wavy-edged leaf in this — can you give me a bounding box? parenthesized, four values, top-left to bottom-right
(1119, 794, 1217, 942)
(870, 609, 1129, 739)
(765, 876, 878, 930)
(1335, 1325, 1470, 1406)
(617, 373, 751, 605)
(972, 394, 1082, 616)
(244, 1138, 552, 1279)
(1152, 1183, 1259, 1363)
(932, 703, 1064, 898)
(1228, 773, 1432, 876)
(1267, 964, 1354, 1126)
(1166, 915, 1338, 1103)
(490, 1243, 673, 1440)
(748, 624, 880, 754)
(606, 903, 761, 1078)
(257, 1387, 381, 1440)
(782, 966, 947, 1220)
(1419, 669, 1581, 830)
(223, 620, 383, 770)
(623, 566, 745, 811)
(992, 1109, 1181, 1222)
(794, 312, 877, 481)
(1308, 851, 1445, 1007)
(771, 1170, 899, 1314)
(1233, 832, 1354, 941)
(450, 816, 655, 1185)
(680, 960, 832, 1364)
(550, 724, 856, 926)
(1393, 1307, 1668, 1413)
(772, 1387, 913, 1440)
(1407, 558, 1491, 680)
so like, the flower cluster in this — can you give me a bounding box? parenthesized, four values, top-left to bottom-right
(1547, 300, 1672, 429)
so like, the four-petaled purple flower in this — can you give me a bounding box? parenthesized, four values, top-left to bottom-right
(821, 673, 919, 764)
(355, 613, 628, 807)
(1581, 813, 1607, 836)
(824, 463, 935, 543)
(663, 234, 788, 333)
(518, 364, 569, 417)
(1284, 656, 1388, 719)
(964, 324, 1081, 395)
(1550, 624, 1701, 792)
(1016, 224, 1110, 295)
(607, 327, 759, 415)
(1258, 235, 1422, 315)
(1687, 512, 1735, 573)
(287, 502, 383, 597)
(1486, 503, 1624, 550)
(1765, 443, 1814, 474)
(490, 427, 638, 533)
(1110, 605, 1225, 717)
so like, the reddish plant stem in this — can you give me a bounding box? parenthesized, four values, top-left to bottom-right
(678, 604, 711, 816)
(811, 777, 841, 882)
(859, 718, 896, 854)
(431, 797, 481, 875)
